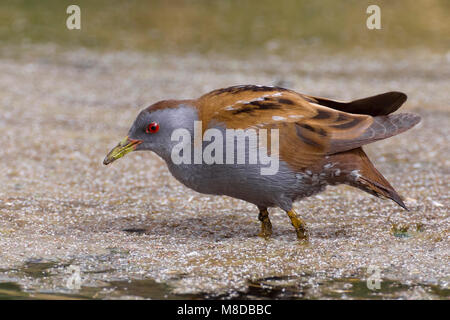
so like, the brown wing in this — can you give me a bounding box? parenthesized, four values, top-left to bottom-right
(197, 85, 317, 129)
(195, 85, 375, 170)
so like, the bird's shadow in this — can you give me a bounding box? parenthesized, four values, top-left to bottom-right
(115, 215, 353, 241)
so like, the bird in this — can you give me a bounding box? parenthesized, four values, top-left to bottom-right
(103, 85, 421, 240)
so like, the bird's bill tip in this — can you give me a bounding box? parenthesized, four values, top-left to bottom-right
(103, 136, 142, 165)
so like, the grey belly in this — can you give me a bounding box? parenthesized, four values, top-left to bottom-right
(166, 160, 327, 210)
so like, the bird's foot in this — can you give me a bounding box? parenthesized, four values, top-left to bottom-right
(258, 220, 273, 239)
(286, 209, 309, 241)
(294, 225, 309, 241)
(257, 208, 273, 239)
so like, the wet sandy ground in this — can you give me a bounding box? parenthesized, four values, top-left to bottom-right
(0, 47, 448, 299)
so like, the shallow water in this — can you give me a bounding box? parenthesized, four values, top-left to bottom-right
(0, 261, 448, 300)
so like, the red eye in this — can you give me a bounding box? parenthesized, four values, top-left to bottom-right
(146, 122, 159, 133)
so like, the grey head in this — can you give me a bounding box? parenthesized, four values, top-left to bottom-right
(103, 100, 198, 165)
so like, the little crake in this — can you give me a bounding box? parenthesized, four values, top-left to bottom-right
(104, 85, 421, 240)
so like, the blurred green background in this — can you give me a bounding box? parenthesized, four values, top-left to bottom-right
(0, 0, 449, 56)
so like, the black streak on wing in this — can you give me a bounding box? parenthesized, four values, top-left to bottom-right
(312, 109, 331, 120)
(317, 128, 327, 136)
(209, 85, 288, 96)
(297, 123, 315, 132)
(295, 124, 321, 147)
(249, 101, 281, 110)
(278, 98, 294, 105)
(336, 113, 349, 122)
(232, 107, 254, 114)
(297, 123, 326, 136)
(331, 118, 361, 129)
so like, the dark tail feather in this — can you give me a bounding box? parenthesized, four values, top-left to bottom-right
(308, 91, 407, 116)
(329, 148, 408, 210)
(357, 176, 408, 210)
(352, 148, 407, 210)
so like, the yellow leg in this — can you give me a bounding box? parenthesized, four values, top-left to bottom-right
(286, 209, 308, 240)
(257, 208, 272, 238)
